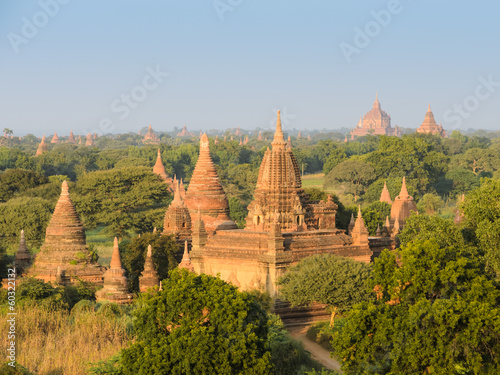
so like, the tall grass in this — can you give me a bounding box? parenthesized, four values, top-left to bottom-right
(0, 303, 133, 375)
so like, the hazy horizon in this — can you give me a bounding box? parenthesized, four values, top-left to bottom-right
(2, 1, 499, 137)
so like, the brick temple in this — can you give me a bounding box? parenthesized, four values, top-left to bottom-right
(350, 94, 402, 138)
(416, 105, 447, 137)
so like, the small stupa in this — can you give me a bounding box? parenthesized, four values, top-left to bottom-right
(67, 130, 76, 144)
(153, 149, 172, 189)
(390, 177, 418, 229)
(380, 181, 393, 205)
(51, 132, 60, 144)
(351, 206, 369, 246)
(178, 241, 194, 272)
(85, 133, 94, 146)
(139, 244, 160, 292)
(96, 238, 133, 304)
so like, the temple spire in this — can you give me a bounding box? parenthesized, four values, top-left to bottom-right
(110, 237, 123, 269)
(271, 110, 286, 149)
(399, 177, 409, 198)
(380, 181, 393, 204)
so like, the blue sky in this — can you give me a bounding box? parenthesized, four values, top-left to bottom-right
(1, 0, 499, 136)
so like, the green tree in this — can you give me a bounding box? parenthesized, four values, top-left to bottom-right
(0, 169, 48, 202)
(323, 148, 347, 175)
(120, 232, 178, 292)
(361, 201, 391, 235)
(417, 193, 444, 214)
(462, 178, 500, 279)
(324, 159, 376, 201)
(119, 269, 273, 374)
(278, 254, 372, 326)
(74, 166, 170, 237)
(333, 239, 500, 374)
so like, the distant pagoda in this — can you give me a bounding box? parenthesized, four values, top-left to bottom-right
(139, 244, 159, 293)
(416, 105, 447, 137)
(35, 135, 48, 156)
(51, 132, 60, 144)
(67, 130, 76, 144)
(143, 124, 159, 144)
(350, 94, 401, 138)
(85, 133, 94, 146)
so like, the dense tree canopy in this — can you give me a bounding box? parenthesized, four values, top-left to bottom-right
(119, 269, 273, 374)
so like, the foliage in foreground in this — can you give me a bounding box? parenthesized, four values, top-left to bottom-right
(333, 235, 500, 374)
(118, 269, 273, 374)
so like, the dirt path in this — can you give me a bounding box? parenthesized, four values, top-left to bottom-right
(288, 326, 343, 373)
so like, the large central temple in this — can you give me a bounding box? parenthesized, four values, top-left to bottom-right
(350, 94, 402, 138)
(188, 111, 373, 296)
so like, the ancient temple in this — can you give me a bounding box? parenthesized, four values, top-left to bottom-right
(14, 230, 32, 275)
(235, 125, 242, 136)
(380, 181, 393, 204)
(35, 135, 48, 156)
(351, 206, 369, 246)
(416, 105, 447, 137)
(96, 238, 133, 303)
(258, 131, 263, 141)
(177, 125, 194, 137)
(162, 180, 192, 246)
(350, 94, 400, 138)
(139, 245, 160, 292)
(190, 111, 372, 297)
(67, 130, 76, 144)
(178, 241, 194, 272)
(390, 177, 418, 229)
(183, 134, 237, 233)
(28, 181, 105, 284)
(143, 124, 159, 144)
(85, 133, 94, 146)
(153, 149, 172, 189)
(51, 132, 60, 144)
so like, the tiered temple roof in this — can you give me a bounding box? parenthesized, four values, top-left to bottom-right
(163, 180, 192, 243)
(139, 244, 160, 292)
(184, 134, 237, 233)
(143, 124, 159, 144)
(380, 181, 393, 204)
(68, 130, 76, 144)
(416, 105, 447, 137)
(245, 110, 311, 232)
(96, 238, 133, 303)
(350, 94, 399, 137)
(390, 177, 418, 229)
(85, 133, 94, 146)
(28, 181, 104, 284)
(177, 125, 194, 137)
(51, 132, 60, 144)
(35, 135, 48, 156)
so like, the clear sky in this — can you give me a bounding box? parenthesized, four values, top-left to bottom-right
(1, 0, 499, 136)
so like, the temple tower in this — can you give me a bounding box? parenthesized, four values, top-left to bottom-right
(35, 135, 48, 156)
(51, 132, 60, 144)
(85, 133, 94, 146)
(416, 104, 447, 137)
(14, 230, 32, 275)
(178, 241, 194, 272)
(390, 177, 418, 229)
(380, 181, 393, 204)
(351, 206, 369, 246)
(139, 244, 159, 292)
(153, 149, 172, 189)
(245, 111, 311, 232)
(28, 181, 104, 284)
(184, 134, 237, 233)
(68, 130, 76, 144)
(162, 180, 192, 245)
(143, 124, 159, 144)
(96, 238, 133, 303)
(350, 94, 397, 137)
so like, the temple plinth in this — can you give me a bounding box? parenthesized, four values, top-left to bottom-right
(183, 134, 237, 233)
(96, 238, 133, 303)
(28, 181, 105, 284)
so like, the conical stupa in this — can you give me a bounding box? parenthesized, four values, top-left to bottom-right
(68, 130, 76, 144)
(51, 132, 60, 144)
(35, 135, 48, 156)
(380, 181, 393, 204)
(351, 206, 369, 246)
(184, 134, 237, 233)
(163, 179, 192, 243)
(96, 238, 133, 303)
(178, 241, 194, 272)
(139, 244, 160, 292)
(28, 181, 105, 284)
(153, 149, 172, 188)
(85, 133, 94, 146)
